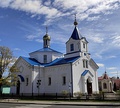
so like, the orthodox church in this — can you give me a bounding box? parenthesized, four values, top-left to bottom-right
(98, 71, 120, 92)
(11, 18, 99, 96)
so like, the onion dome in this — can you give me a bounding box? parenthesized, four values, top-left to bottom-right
(43, 26, 51, 48)
(43, 34, 51, 41)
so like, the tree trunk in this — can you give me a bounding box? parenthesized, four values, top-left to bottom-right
(0, 74, 2, 95)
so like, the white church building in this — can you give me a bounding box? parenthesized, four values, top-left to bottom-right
(11, 19, 99, 96)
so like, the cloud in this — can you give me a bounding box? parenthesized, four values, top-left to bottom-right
(14, 48, 21, 51)
(93, 52, 103, 59)
(0, 0, 119, 24)
(107, 67, 117, 70)
(87, 16, 100, 21)
(26, 35, 38, 41)
(88, 36, 104, 43)
(86, 0, 119, 15)
(110, 71, 118, 74)
(109, 71, 120, 76)
(106, 55, 116, 59)
(111, 35, 120, 48)
(35, 39, 42, 43)
(97, 63, 104, 67)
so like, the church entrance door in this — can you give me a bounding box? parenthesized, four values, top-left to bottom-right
(87, 79, 92, 94)
(16, 80, 20, 95)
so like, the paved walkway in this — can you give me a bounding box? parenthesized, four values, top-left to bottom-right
(0, 99, 120, 106)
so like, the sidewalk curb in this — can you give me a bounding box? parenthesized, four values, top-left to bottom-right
(0, 100, 120, 106)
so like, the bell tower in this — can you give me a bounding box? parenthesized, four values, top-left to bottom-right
(65, 15, 88, 58)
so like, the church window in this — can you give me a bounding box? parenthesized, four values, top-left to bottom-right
(70, 44, 74, 51)
(83, 60, 85, 68)
(83, 60, 88, 68)
(43, 55, 47, 63)
(83, 43, 85, 48)
(62, 76, 66, 85)
(103, 83, 107, 89)
(26, 77, 29, 86)
(86, 60, 88, 68)
(48, 77, 51, 86)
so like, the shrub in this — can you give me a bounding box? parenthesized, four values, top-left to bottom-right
(61, 90, 68, 97)
(74, 92, 82, 98)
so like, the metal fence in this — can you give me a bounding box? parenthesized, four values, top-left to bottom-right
(0, 93, 120, 101)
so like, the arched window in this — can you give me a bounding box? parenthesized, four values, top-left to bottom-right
(103, 83, 107, 89)
(70, 44, 74, 51)
(83, 60, 88, 68)
(43, 55, 47, 63)
(83, 43, 85, 48)
(83, 60, 85, 68)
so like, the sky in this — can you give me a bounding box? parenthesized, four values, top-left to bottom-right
(0, 0, 120, 78)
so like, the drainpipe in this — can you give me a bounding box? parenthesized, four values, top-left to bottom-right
(32, 65, 34, 96)
(70, 63, 73, 96)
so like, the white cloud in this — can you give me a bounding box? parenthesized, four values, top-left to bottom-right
(106, 55, 116, 59)
(111, 35, 120, 47)
(97, 63, 104, 67)
(94, 53, 103, 59)
(0, 39, 1, 41)
(0, 0, 119, 24)
(26, 35, 38, 41)
(0, 0, 11, 7)
(14, 48, 21, 51)
(110, 71, 118, 74)
(107, 67, 117, 70)
(87, 16, 100, 21)
(89, 36, 104, 43)
(86, 1, 119, 15)
(109, 71, 120, 77)
(35, 39, 42, 43)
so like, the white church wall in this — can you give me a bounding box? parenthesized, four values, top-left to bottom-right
(64, 52, 81, 58)
(30, 52, 63, 63)
(66, 38, 81, 54)
(80, 39, 88, 53)
(32, 66, 39, 94)
(72, 56, 99, 94)
(72, 58, 85, 93)
(10, 58, 34, 94)
(42, 64, 71, 94)
(30, 52, 52, 63)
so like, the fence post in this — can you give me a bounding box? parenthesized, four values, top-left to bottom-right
(69, 93, 71, 100)
(56, 93, 57, 99)
(103, 92, 104, 100)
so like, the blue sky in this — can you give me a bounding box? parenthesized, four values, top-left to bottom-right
(0, 0, 120, 77)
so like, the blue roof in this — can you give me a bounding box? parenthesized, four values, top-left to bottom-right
(71, 26, 82, 40)
(81, 70, 93, 77)
(21, 56, 80, 67)
(30, 47, 63, 54)
(21, 57, 40, 65)
(46, 56, 80, 66)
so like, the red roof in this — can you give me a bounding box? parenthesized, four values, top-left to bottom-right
(103, 72, 109, 79)
(113, 79, 120, 89)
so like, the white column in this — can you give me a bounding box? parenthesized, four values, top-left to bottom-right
(82, 77, 87, 94)
(84, 80, 87, 94)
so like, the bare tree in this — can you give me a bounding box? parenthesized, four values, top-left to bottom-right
(0, 46, 17, 93)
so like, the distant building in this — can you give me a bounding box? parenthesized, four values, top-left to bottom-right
(11, 18, 99, 96)
(98, 72, 120, 92)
